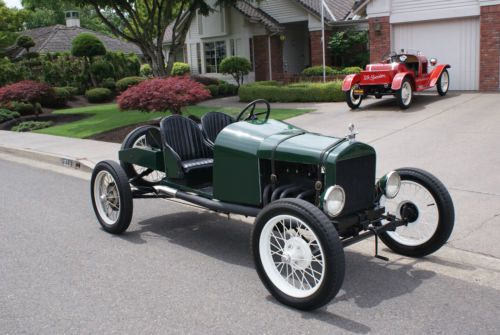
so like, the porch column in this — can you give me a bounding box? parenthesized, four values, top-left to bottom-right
(368, 16, 390, 63)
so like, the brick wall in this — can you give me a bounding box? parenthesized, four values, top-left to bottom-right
(253, 35, 283, 81)
(480, 5, 500, 91)
(310, 30, 332, 66)
(368, 16, 390, 63)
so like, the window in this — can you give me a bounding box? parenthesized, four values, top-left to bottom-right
(204, 41, 226, 73)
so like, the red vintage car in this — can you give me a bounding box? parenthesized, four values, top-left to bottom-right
(342, 51, 450, 109)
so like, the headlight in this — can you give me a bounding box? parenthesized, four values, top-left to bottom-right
(323, 185, 345, 217)
(379, 171, 401, 199)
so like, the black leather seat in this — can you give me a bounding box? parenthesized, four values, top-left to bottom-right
(201, 111, 235, 143)
(160, 115, 213, 173)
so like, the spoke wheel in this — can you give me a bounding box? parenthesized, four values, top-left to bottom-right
(345, 86, 363, 109)
(397, 78, 413, 109)
(252, 199, 345, 310)
(437, 69, 449, 96)
(91, 160, 133, 234)
(131, 135, 165, 183)
(378, 168, 454, 257)
(120, 125, 165, 187)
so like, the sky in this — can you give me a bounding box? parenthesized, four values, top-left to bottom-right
(4, 0, 22, 8)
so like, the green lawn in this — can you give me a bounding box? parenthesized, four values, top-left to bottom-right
(35, 104, 313, 138)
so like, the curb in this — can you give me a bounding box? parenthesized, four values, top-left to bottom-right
(0, 145, 94, 173)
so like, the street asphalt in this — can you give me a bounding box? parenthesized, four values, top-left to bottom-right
(1, 157, 500, 334)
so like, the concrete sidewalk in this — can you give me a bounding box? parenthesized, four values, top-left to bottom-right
(0, 131, 118, 172)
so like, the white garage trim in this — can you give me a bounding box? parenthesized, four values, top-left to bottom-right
(392, 17, 480, 90)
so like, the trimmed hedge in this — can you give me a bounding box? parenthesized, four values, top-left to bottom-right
(0, 109, 20, 123)
(239, 81, 344, 103)
(43, 87, 71, 108)
(9, 101, 36, 115)
(12, 120, 54, 132)
(116, 76, 146, 92)
(85, 88, 113, 103)
(301, 66, 363, 76)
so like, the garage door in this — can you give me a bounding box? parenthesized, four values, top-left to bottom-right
(393, 17, 479, 90)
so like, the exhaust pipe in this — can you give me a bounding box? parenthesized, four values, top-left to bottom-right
(153, 185, 261, 217)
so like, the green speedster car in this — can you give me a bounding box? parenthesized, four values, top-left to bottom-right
(90, 100, 454, 310)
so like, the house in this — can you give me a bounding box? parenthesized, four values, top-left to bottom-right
(348, 0, 500, 91)
(9, 11, 142, 59)
(164, 0, 357, 83)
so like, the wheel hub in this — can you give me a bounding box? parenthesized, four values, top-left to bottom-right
(400, 202, 419, 223)
(282, 237, 312, 270)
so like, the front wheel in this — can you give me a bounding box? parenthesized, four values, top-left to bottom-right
(345, 86, 363, 110)
(396, 78, 413, 109)
(252, 199, 345, 310)
(379, 168, 454, 257)
(437, 69, 449, 96)
(91, 160, 133, 234)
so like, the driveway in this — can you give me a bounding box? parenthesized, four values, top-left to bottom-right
(203, 92, 500, 258)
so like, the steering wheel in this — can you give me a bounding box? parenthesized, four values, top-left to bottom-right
(236, 99, 271, 122)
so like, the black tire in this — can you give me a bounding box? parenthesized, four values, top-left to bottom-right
(252, 198, 345, 310)
(437, 69, 449, 96)
(91, 160, 133, 234)
(379, 168, 454, 257)
(120, 125, 162, 187)
(396, 77, 413, 109)
(375, 94, 382, 99)
(345, 87, 363, 110)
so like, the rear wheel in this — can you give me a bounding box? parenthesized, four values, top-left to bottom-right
(345, 86, 363, 110)
(379, 168, 454, 257)
(120, 125, 165, 187)
(91, 160, 133, 234)
(252, 199, 345, 310)
(396, 78, 413, 109)
(437, 69, 449, 96)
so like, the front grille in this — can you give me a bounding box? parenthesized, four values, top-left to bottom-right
(335, 154, 376, 215)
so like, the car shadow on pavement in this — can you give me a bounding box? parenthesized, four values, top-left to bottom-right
(358, 92, 457, 113)
(120, 211, 442, 332)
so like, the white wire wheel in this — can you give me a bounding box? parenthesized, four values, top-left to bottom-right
(90, 160, 133, 234)
(252, 199, 345, 310)
(120, 125, 165, 186)
(379, 168, 455, 257)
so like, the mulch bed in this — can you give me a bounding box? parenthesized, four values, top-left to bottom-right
(88, 119, 160, 143)
(0, 113, 91, 131)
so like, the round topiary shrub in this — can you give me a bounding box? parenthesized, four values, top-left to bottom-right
(140, 63, 152, 77)
(206, 84, 219, 97)
(90, 60, 115, 83)
(16, 35, 36, 52)
(71, 33, 106, 59)
(118, 77, 210, 114)
(62, 86, 79, 99)
(85, 88, 113, 103)
(171, 62, 190, 76)
(219, 56, 252, 87)
(9, 101, 36, 116)
(101, 78, 116, 92)
(301, 66, 336, 76)
(43, 87, 71, 108)
(116, 76, 146, 92)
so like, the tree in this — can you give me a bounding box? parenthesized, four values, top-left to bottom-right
(328, 29, 369, 68)
(16, 35, 35, 53)
(71, 0, 235, 77)
(22, 0, 119, 34)
(71, 33, 106, 86)
(219, 56, 251, 87)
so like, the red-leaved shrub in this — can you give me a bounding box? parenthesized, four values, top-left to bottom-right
(117, 77, 211, 114)
(0, 80, 54, 104)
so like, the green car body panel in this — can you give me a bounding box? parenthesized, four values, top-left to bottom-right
(213, 119, 376, 206)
